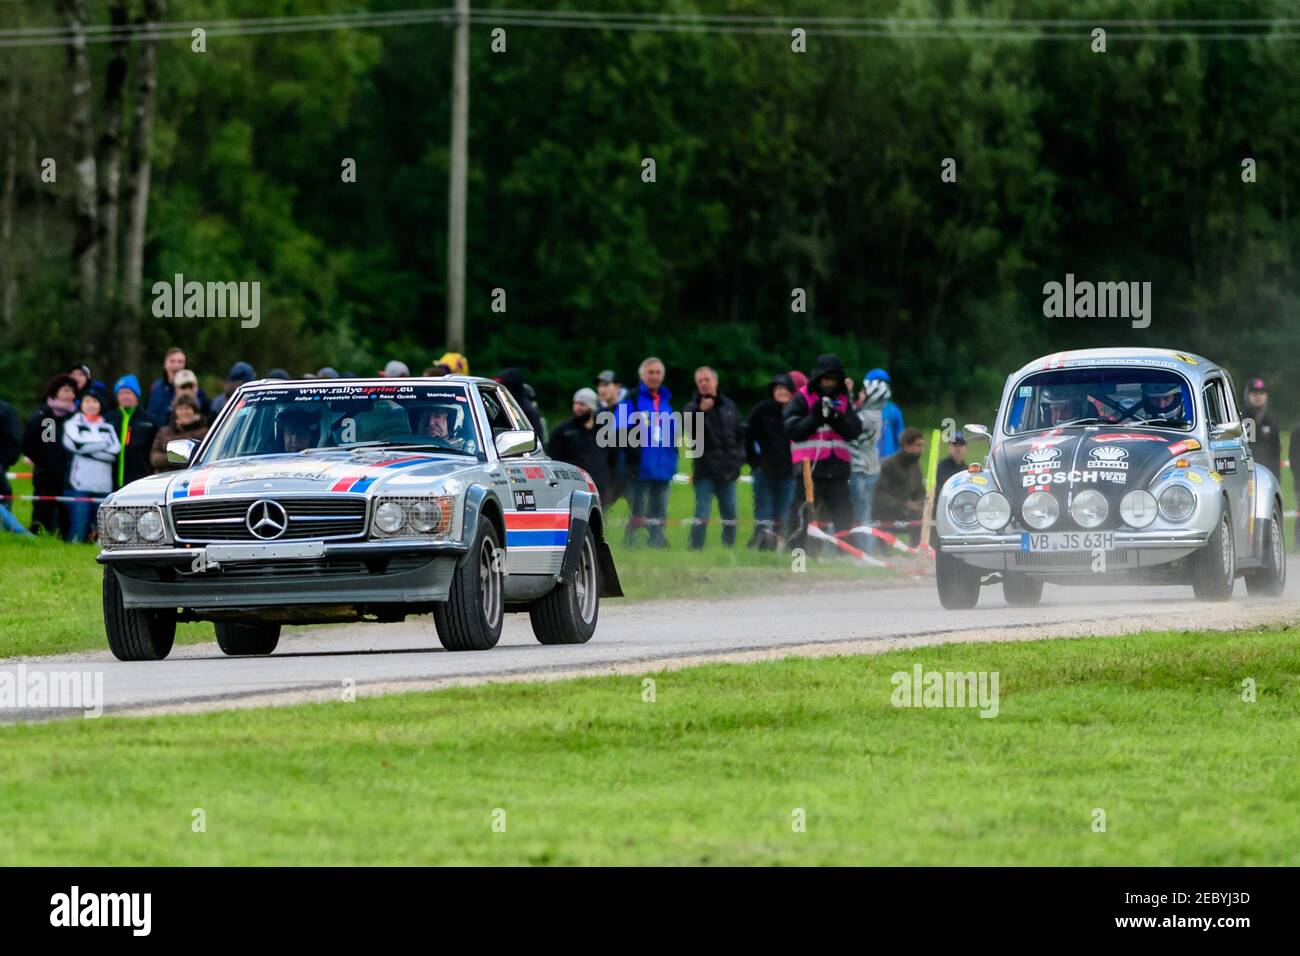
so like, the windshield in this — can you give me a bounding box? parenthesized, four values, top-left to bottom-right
(197, 382, 484, 463)
(1005, 367, 1195, 434)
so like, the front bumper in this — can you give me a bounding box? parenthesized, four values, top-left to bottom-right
(939, 528, 1209, 573)
(99, 539, 468, 611)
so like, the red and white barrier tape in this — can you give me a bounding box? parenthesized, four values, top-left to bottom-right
(1, 494, 105, 504)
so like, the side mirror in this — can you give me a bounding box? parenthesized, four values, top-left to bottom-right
(494, 429, 538, 458)
(963, 423, 991, 441)
(166, 438, 198, 465)
(1211, 421, 1244, 440)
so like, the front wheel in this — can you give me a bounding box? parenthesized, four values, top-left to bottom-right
(214, 621, 281, 656)
(433, 519, 505, 651)
(530, 528, 600, 645)
(1191, 507, 1235, 601)
(936, 551, 981, 610)
(1245, 503, 1286, 597)
(103, 566, 177, 661)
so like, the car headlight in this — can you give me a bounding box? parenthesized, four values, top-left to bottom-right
(948, 490, 980, 528)
(1159, 484, 1197, 522)
(975, 491, 1011, 531)
(1070, 489, 1108, 529)
(1022, 490, 1059, 530)
(1120, 490, 1158, 529)
(375, 501, 406, 534)
(104, 510, 137, 543)
(410, 499, 444, 533)
(136, 509, 165, 542)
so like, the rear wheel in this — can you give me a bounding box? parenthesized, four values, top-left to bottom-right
(1191, 507, 1235, 601)
(1245, 503, 1286, 597)
(530, 528, 600, 645)
(214, 621, 281, 656)
(103, 567, 177, 661)
(936, 551, 981, 609)
(433, 519, 504, 651)
(1002, 573, 1044, 606)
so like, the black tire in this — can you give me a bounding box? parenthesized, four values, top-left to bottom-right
(530, 527, 600, 645)
(433, 518, 504, 651)
(214, 621, 281, 656)
(1002, 573, 1044, 606)
(1191, 506, 1235, 601)
(103, 566, 177, 661)
(1245, 503, 1287, 597)
(936, 551, 981, 609)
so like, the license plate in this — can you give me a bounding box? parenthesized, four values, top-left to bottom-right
(205, 541, 325, 562)
(1019, 532, 1114, 552)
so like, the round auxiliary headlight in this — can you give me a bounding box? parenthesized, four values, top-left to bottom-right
(410, 499, 443, 534)
(975, 491, 1011, 531)
(1120, 490, 1158, 529)
(136, 510, 164, 542)
(948, 490, 980, 528)
(1070, 489, 1109, 529)
(1022, 490, 1060, 530)
(104, 510, 137, 543)
(375, 501, 406, 534)
(1159, 484, 1197, 523)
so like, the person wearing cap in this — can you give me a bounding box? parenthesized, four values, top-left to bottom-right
(105, 374, 159, 489)
(382, 360, 410, 378)
(1242, 377, 1281, 480)
(170, 369, 205, 419)
(61, 385, 121, 542)
(744, 372, 796, 549)
(266, 368, 291, 380)
(683, 366, 744, 550)
(209, 361, 257, 417)
(548, 388, 616, 502)
(933, 432, 969, 516)
(436, 352, 470, 376)
(865, 368, 905, 458)
(147, 347, 209, 422)
(151, 394, 209, 472)
(317, 366, 341, 380)
(593, 370, 630, 505)
(784, 354, 863, 551)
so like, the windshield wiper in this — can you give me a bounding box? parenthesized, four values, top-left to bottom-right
(1126, 419, 1188, 429)
(1055, 417, 1107, 426)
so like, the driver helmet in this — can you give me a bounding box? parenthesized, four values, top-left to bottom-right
(275, 406, 321, 449)
(1141, 381, 1183, 419)
(412, 401, 466, 441)
(1039, 386, 1083, 424)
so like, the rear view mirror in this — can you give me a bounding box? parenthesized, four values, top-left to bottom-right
(494, 430, 537, 458)
(963, 423, 991, 441)
(166, 438, 197, 465)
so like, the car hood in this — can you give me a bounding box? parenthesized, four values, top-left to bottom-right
(129, 450, 480, 503)
(991, 427, 1203, 526)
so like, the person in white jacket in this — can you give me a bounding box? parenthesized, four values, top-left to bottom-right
(61, 387, 121, 543)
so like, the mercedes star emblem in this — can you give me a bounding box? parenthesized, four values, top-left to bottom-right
(245, 499, 289, 540)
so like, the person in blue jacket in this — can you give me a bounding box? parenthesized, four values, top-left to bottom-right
(865, 368, 905, 458)
(619, 356, 677, 548)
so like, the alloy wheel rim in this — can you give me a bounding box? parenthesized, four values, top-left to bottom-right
(575, 537, 598, 624)
(480, 538, 502, 629)
(1221, 516, 1234, 579)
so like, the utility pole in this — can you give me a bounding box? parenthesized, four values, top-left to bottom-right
(445, 0, 469, 352)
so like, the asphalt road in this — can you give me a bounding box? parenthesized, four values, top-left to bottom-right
(4, 559, 1300, 721)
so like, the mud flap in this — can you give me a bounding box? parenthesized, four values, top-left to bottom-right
(596, 537, 624, 597)
(559, 515, 623, 597)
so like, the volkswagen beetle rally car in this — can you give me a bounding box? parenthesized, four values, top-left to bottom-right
(935, 348, 1286, 608)
(97, 377, 622, 659)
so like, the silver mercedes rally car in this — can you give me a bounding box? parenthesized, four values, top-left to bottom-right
(97, 377, 622, 659)
(935, 348, 1286, 608)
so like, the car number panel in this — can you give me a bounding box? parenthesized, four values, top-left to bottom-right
(1019, 531, 1114, 552)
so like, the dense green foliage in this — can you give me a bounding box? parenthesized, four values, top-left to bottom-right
(2, 1, 1299, 419)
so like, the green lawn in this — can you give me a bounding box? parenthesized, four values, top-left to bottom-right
(1, 627, 1296, 865)
(1, 471, 883, 658)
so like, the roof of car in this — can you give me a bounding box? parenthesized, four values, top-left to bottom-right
(238, 375, 490, 390)
(1011, 348, 1218, 381)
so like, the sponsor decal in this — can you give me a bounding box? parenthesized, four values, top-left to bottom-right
(970, 475, 989, 485)
(1021, 446, 1062, 472)
(1022, 470, 1126, 487)
(1090, 433, 1169, 443)
(1167, 439, 1201, 455)
(1088, 445, 1129, 469)
(513, 489, 537, 511)
(329, 455, 429, 493)
(1170, 352, 1200, 365)
(1186, 471, 1204, 484)
(1214, 456, 1237, 475)
(523, 465, 546, 480)
(1208, 470, 1224, 482)
(170, 465, 215, 499)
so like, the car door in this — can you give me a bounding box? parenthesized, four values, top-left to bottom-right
(1203, 375, 1251, 554)
(478, 383, 565, 576)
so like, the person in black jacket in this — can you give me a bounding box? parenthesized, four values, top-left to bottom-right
(0, 398, 32, 536)
(1242, 378, 1281, 479)
(496, 368, 546, 449)
(784, 354, 862, 551)
(104, 374, 159, 490)
(547, 388, 617, 503)
(683, 366, 745, 549)
(932, 432, 968, 517)
(874, 428, 927, 547)
(22, 374, 79, 538)
(744, 373, 795, 549)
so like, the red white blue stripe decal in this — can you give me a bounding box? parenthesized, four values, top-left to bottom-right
(171, 466, 214, 499)
(504, 510, 569, 548)
(329, 456, 429, 493)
